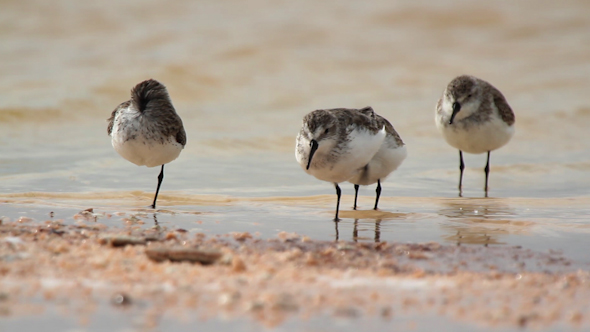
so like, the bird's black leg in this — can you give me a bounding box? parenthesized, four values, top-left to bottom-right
(151, 164, 165, 209)
(458, 150, 465, 197)
(334, 183, 341, 221)
(373, 179, 382, 210)
(353, 184, 360, 210)
(484, 151, 491, 197)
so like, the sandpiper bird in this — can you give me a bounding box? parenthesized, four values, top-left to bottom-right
(107, 79, 186, 209)
(347, 108, 406, 210)
(435, 75, 515, 195)
(296, 107, 386, 221)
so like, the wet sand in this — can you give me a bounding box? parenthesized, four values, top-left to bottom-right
(1, 217, 589, 331)
(2, 193, 590, 263)
(1, 196, 590, 330)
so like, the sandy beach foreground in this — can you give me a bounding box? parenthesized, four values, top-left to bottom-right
(1, 212, 588, 331)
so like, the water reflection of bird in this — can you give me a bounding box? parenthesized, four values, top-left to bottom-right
(438, 198, 522, 246)
(334, 218, 382, 243)
(353, 219, 381, 243)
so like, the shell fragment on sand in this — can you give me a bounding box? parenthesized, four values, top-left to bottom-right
(145, 246, 223, 264)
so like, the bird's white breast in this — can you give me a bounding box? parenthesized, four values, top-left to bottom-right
(347, 143, 407, 186)
(437, 115, 514, 154)
(111, 109, 183, 167)
(303, 126, 386, 183)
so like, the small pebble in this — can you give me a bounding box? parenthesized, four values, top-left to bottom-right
(99, 235, 147, 247)
(111, 292, 132, 306)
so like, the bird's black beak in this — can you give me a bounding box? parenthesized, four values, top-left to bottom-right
(449, 101, 461, 125)
(306, 139, 319, 170)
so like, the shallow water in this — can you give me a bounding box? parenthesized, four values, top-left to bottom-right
(1, 0, 590, 330)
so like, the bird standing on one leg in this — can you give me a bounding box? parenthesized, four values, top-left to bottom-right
(296, 107, 386, 221)
(107, 79, 186, 209)
(435, 75, 515, 196)
(347, 107, 406, 210)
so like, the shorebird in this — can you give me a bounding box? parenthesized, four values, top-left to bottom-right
(108, 79, 186, 208)
(435, 75, 515, 195)
(296, 107, 386, 221)
(347, 108, 406, 210)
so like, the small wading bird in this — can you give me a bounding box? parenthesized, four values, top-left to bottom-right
(347, 110, 406, 210)
(435, 75, 515, 196)
(296, 107, 405, 221)
(108, 79, 186, 209)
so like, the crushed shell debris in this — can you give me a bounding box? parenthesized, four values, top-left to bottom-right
(0, 219, 589, 329)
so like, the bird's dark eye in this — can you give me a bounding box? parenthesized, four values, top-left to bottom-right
(324, 128, 330, 134)
(467, 94, 472, 99)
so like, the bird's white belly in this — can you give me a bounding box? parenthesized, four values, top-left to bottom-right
(112, 135, 183, 167)
(348, 144, 407, 185)
(307, 162, 357, 184)
(439, 118, 514, 154)
(305, 127, 386, 183)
